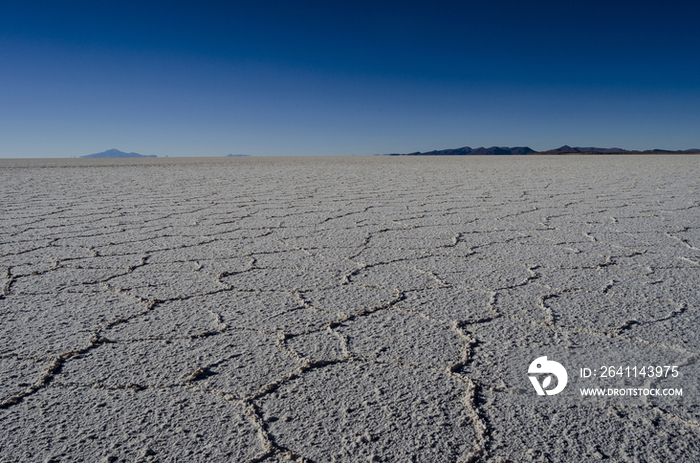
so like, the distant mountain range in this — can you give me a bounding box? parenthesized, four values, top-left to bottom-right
(81, 149, 156, 158)
(381, 145, 700, 155)
(226, 154, 250, 157)
(541, 145, 700, 154)
(382, 146, 537, 156)
(80, 146, 700, 158)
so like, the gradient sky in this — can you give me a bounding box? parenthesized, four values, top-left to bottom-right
(2, 1, 699, 157)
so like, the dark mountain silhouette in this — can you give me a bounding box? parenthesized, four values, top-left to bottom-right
(544, 145, 626, 154)
(541, 145, 700, 154)
(81, 149, 156, 158)
(382, 146, 537, 156)
(226, 154, 250, 157)
(381, 145, 700, 155)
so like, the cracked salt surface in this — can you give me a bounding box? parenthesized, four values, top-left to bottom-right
(1, 155, 699, 462)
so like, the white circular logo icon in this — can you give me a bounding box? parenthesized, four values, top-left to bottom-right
(528, 356, 568, 396)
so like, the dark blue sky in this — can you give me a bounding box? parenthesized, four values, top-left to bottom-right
(2, 1, 699, 157)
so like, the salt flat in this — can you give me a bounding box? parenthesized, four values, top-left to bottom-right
(1, 155, 699, 462)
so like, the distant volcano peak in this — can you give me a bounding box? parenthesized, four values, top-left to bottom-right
(81, 149, 156, 158)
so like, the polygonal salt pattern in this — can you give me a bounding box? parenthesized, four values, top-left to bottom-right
(1, 155, 699, 461)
